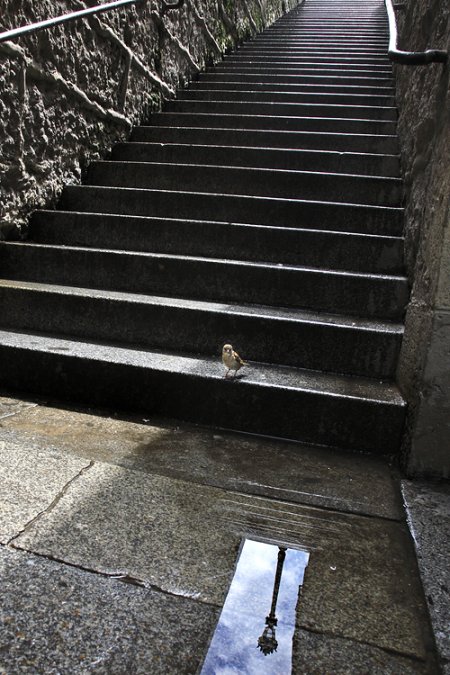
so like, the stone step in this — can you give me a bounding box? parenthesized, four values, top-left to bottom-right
(0, 243, 409, 320)
(230, 49, 390, 58)
(58, 185, 404, 235)
(29, 211, 405, 274)
(214, 49, 389, 59)
(0, 280, 403, 378)
(209, 65, 393, 82)
(111, 142, 401, 177)
(190, 81, 395, 95)
(178, 88, 395, 107)
(0, 329, 406, 453)
(268, 35, 386, 38)
(230, 56, 391, 68)
(131, 126, 399, 154)
(250, 44, 388, 51)
(195, 71, 394, 87)
(251, 36, 388, 44)
(145, 112, 396, 136)
(165, 99, 397, 122)
(86, 160, 402, 207)
(199, 69, 394, 83)
(232, 47, 392, 59)
(0, 0, 410, 456)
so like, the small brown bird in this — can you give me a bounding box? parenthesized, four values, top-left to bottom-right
(222, 343, 247, 378)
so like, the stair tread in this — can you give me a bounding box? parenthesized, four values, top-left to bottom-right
(154, 113, 396, 121)
(133, 125, 398, 141)
(91, 159, 402, 183)
(112, 142, 401, 176)
(0, 278, 404, 333)
(0, 328, 405, 405)
(60, 185, 404, 228)
(2, 241, 406, 280)
(30, 211, 405, 275)
(32, 209, 404, 242)
(115, 142, 400, 161)
(169, 98, 397, 110)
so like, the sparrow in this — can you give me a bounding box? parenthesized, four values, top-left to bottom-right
(222, 343, 247, 378)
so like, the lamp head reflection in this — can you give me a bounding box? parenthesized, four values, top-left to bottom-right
(257, 617, 278, 655)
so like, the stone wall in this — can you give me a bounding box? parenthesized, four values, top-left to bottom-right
(394, 0, 449, 476)
(0, 0, 298, 238)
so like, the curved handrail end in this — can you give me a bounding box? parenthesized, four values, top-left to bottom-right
(385, 0, 448, 66)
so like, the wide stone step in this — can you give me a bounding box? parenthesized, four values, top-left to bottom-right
(0, 280, 403, 378)
(165, 99, 397, 122)
(0, 329, 406, 453)
(251, 37, 388, 45)
(131, 126, 399, 154)
(0, 243, 409, 320)
(58, 185, 404, 235)
(200, 72, 393, 91)
(179, 88, 395, 107)
(206, 63, 393, 86)
(223, 57, 392, 70)
(224, 43, 388, 52)
(86, 160, 402, 206)
(111, 142, 400, 177)
(215, 53, 389, 63)
(29, 211, 405, 275)
(253, 34, 389, 42)
(221, 58, 392, 72)
(145, 112, 396, 136)
(233, 50, 391, 63)
(190, 81, 395, 94)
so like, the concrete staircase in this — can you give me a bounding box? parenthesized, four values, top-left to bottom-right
(0, 0, 408, 454)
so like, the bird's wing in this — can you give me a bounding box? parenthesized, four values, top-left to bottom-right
(233, 351, 247, 365)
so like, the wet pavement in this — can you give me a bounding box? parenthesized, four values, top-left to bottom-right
(0, 393, 447, 674)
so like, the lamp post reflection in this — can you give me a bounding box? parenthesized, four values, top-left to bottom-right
(257, 546, 287, 656)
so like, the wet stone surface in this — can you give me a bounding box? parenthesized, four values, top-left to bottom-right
(0, 546, 217, 674)
(0, 395, 442, 673)
(0, 438, 90, 544)
(0, 399, 404, 520)
(292, 630, 432, 675)
(11, 460, 433, 661)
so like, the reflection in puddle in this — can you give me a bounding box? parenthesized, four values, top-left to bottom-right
(200, 539, 309, 674)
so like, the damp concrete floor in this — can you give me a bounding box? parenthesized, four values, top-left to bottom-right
(0, 393, 448, 674)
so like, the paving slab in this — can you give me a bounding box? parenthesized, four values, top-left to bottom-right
(0, 546, 217, 674)
(0, 437, 90, 544)
(0, 398, 404, 520)
(292, 630, 432, 674)
(402, 480, 450, 674)
(296, 510, 435, 661)
(12, 460, 432, 661)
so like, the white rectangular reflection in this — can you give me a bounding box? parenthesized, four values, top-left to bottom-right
(200, 539, 309, 674)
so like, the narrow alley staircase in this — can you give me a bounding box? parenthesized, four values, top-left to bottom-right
(0, 0, 408, 454)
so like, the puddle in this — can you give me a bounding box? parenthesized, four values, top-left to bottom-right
(200, 539, 309, 674)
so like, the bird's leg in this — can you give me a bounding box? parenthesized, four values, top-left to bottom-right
(224, 368, 230, 379)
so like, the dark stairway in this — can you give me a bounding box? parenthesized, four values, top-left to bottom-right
(0, 0, 408, 454)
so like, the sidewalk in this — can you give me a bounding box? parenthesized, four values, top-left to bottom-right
(0, 394, 447, 674)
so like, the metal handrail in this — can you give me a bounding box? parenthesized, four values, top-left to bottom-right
(0, 0, 183, 43)
(385, 0, 447, 65)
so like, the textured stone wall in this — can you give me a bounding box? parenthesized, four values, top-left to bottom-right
(394, 0, 449, 476)
(0, 0, 297, 237)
